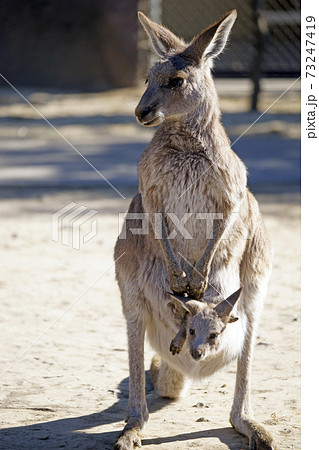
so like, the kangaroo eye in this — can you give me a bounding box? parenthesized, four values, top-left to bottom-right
(189, 329, 195, 335)
(210, 333, 218, 340)
(145, 78, 148, 84)
(167, 77, 184, 88)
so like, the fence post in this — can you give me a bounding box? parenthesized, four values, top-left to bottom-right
(251, 0, 268, 111)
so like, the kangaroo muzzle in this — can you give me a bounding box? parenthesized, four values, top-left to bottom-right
(135, 89, 162, 127)
(191, 348, 203, 361)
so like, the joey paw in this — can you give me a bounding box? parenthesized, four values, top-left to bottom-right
(170, 340, 183, 355)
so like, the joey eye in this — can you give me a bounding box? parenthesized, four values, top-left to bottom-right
(167, 77, 184, 88)
(145, 78, 148, 84)
(189, 329, 195, 335)
(210, 333, 218, 340)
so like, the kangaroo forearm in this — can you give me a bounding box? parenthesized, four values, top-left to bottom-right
(139, 206, 188, 293)
(196, 207, 239, 275)
(173, 324, 187, 345)
(140, 192, 182, 273)
(170, 323, 187, 355)
(159, 217, 182, 273)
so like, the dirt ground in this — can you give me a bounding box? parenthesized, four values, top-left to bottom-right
(0, 80, 300, 449)
(0, 187, 300, 449)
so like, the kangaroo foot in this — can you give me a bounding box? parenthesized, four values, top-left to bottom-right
(114, 418, 143, 450)
(230, 415, 277, 450)
(249, 424, 277, 450)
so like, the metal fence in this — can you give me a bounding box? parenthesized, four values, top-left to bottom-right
(138, 0, 300, 109)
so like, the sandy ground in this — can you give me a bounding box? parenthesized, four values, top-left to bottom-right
(0, 80, 300, 449)
(0, 188, 300, 450)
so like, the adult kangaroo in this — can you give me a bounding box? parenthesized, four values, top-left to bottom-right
(114, 10, 275, 450)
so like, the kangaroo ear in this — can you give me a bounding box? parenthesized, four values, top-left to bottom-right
(228, 314, 239, 323)
(184, 10, 237, 64)
(167, 293, 205, 316)
(138, 12, 185, 58)
(167, 292, 191, 315)
(215, 287, 243, 321)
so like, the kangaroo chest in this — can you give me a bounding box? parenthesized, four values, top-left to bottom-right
(141, 146, 229, 211)
(140, 146, 232, 261)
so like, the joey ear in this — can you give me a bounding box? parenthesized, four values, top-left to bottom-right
(184, 9, 237, 64)
(215, 287, 243, 320)
(167, 293, 205, 316)
(228, 314, 239, 323)
(167, 292, 191, 314)
(138, 12, 185, 58)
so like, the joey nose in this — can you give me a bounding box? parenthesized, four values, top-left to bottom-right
(191, 349, 202, 360)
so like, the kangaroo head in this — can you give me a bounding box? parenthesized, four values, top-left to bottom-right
(169, 287, 242, 361)
(135, 10, 237, 127)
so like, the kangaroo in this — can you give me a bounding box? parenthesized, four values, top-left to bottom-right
(168, 288, 241, 357)
(114, 10, 275, 450)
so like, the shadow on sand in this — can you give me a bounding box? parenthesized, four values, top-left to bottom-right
(0, 371, 248, 449)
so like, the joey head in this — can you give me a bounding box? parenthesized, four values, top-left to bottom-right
(169, 288, 242, 360)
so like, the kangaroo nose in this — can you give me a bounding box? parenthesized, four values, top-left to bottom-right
(191, 349, 202, 360)
(135, 105, 152, 121)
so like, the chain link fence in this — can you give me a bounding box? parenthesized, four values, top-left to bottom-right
(138, 0, 300, 109)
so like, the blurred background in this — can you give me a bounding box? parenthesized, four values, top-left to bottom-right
(0, 0, 301, 90)
(0, 0, 300, 192)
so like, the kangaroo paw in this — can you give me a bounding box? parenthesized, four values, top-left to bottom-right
(114, 419, 143, 450)
(170, 340, 183, 355)
(188, 271, 207, 299)
(169, 269, 189, 295)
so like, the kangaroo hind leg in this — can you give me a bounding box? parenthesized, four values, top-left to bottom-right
(230, 283, 276, 450)
(114, 296, 148, 450)
(150, 355, 186, 399)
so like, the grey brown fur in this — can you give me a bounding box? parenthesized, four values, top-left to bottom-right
(169, 288, 241, 357)
(114, 10, 275, 450)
